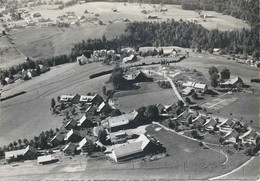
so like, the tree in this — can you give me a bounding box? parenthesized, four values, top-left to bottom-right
(102, 85, 106, 95)
(51, 98, 56, 108)
(177, 100, 184, 108)
(185, 97, 191, 104)
(110, 109, 122, 117)
(23, 138, 29, 145)
(191, 92, 198, 99)
(210, 73, 219, 88)
(208, 66, 218, 75)
(98, 129, 107, 145)
(109, 66, 124, 89)
(18, 139, 22, 146)
(145, 105, 159, 121)
(220, 68, 230, 79)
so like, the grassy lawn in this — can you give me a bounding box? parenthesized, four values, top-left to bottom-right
(145, 124, 227, 179)
(114, 82, 178, 112)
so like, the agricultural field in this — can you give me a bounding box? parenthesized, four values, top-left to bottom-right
(0, 62, 111, 145)
(113, 82, 178, 112)
(0, 2, 250, 68)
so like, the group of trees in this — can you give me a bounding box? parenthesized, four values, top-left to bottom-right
(209, 66, 231, 88)
(0, 128, 58, 154)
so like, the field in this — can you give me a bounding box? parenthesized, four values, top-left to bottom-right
(0, 2, 250, 68)
(0, 62, 111, 145)
(113, 82, 178, 112)
(201, 97, 238, 110)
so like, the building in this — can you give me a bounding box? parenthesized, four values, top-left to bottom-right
(5, 146, 37, 163)
(77, 138, 94, 152)
(111, 133, 164, 162)
(203, 118, 217, 131)
(123, 54, 137, 64)
(65, 119, 77, 130)
(123, 70, 153, 83)
(182, 81, 208, 93)
(156, 103, 166, 115)
(60, 94, 80, 104)
(85, 106, 97, 117)
(76, 54, 88, 64)
(239, 129, 260, 145)
(80, 94, 103, 105)
(224, 129, 239, 143)
(165, 103, 182, 116)
(64, 129, 82, 143)
(219, 76, 244, 88)
(104, 110, 139, 132)
(181, 87, 194, 96)
(217, 118, 235, 132)
(63, 142, 77, 156)
(37, 155, 59, 165)
(50, 133, 64, 147)
(147, 15, 158, 19)
(192, 115, 206, 127)
(97, 101, 112, 114)
(110, 130, 134, 144)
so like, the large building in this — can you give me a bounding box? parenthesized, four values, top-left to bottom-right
(5, 146, 37, 164)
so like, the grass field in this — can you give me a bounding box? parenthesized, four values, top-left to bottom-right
(0, 2, 249, 68)
(201, 97, 238, 110)
(0, 62, 111, 145)
(113, 82, 178, 112)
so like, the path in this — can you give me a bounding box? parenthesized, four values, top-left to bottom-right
(150, 70, 186, 105)
(209, 155, 259, 180)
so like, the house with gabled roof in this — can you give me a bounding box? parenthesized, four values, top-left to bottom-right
(192, 115, 205, 127)
(97, 101, 112, 114)
(156, 103, 166, 115)
(64, 129, 82, 143)
(50, 132, 65, 147)
(60, 94, 81, 104)
(80, 94, 103, 106)
(77, 138, 94, 152)
(182, 81, 207, 93)
(203, 118, 217, 131)
(65, 119, 77, 130)
(5, 145, 37, 163)
(76, 54, 88, 64)
(110, 130, 134, 145)
(123, 54, 137, 64)
(239, 129, 260, 145)
(217, 118, 235, 132)
(37, 155, 59, 165)
(224, 129, 239, 143)
(85, 106, 97, 116)
(63, 142, 77, 156)
(219, 76, 244, 88)
(165, 103, 182, 116)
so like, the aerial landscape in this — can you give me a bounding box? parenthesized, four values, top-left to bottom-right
(0, 0, 259, 180)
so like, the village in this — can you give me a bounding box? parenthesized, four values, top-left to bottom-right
(1, 45, 259, 168)
(0, 0, 259, 180)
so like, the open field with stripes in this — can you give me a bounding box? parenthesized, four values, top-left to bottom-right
(201, 97, 238, 110)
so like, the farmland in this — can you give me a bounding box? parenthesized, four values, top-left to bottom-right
(0, 2, 250, 68)
(114, 82, 178, 112)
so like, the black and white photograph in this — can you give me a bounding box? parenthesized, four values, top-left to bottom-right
(0, 0, 259, 180)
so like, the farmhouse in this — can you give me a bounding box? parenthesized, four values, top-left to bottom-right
(182, 81, 208, 93)
(37, 155, 59, 165)
(77, 138, 94, 152)
(97, 101, 112, 113)
(224, 129, 239, 144)
(123, 54, 137, 63)
(64, 129, 82, 142)
(181, 87, 194, 96)
(85, 106, 97, 117)
(80, 94, 103, 105)
(123, 70, 153, 83)
(63, 142, 77, 156)
(60, 94, 80, 104)
(162, 48, 178, 57)
(50, 132, 65, 146)
(76, 54, 88, 64)
(111, 133, 164, 162)
(192, 115, 206, 127)
(203, 118, 217, 131)
(121, 47, 136, 55)
(111, 141, 143, 162)
(219, 76, 244, 88)
(217, 118, 235, 132)
(165, 103, 182, 116)
(110, 130, 134, 144)
(239, 129, 260, 145)
(5, 146, 37, 164)
(65, 119, 77, 130)
(156, 103, 167, 114)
